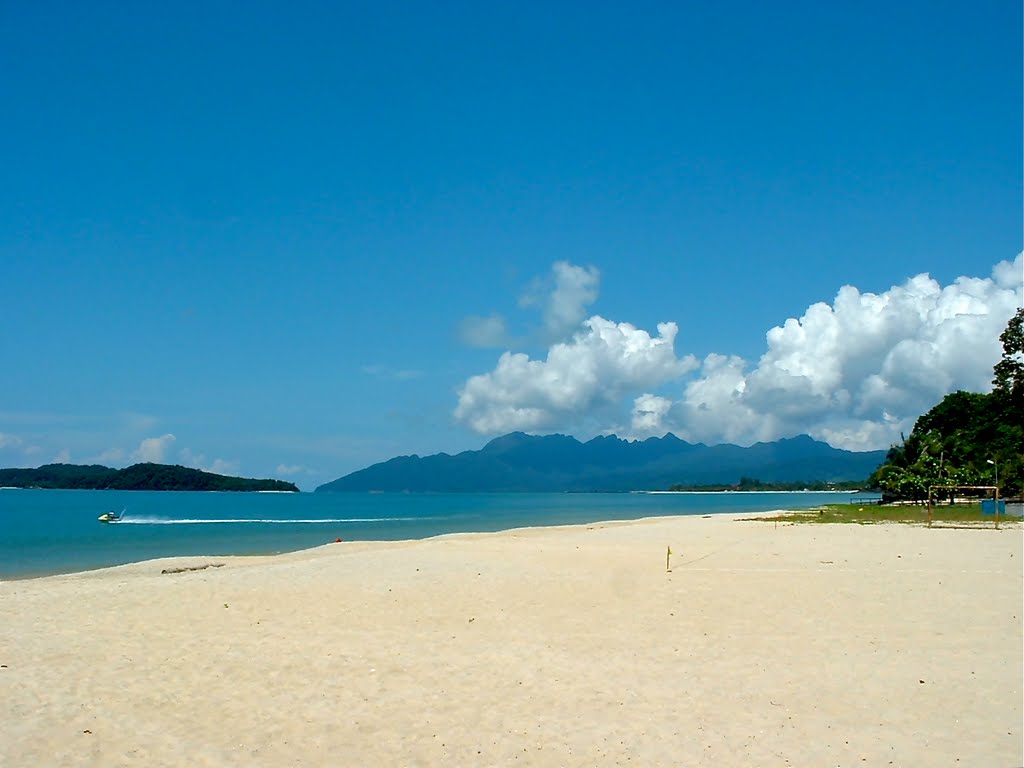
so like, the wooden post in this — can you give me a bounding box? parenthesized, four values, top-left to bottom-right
(666, 545, 672, 573)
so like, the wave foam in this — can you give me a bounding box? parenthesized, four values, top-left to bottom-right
(115, 516, 431, 525)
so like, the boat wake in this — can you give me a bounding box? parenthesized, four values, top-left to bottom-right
(115, 516, 435, 525)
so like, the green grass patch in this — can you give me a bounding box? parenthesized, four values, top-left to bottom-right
(746, 502, 1020, 526)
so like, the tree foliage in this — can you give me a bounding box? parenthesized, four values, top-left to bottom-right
(869, 309, 1024, 501)
(992, 307, 1024, 406)
(668, 477, 866, 492)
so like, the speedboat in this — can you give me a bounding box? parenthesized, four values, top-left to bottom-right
(98, 509, 124, 523)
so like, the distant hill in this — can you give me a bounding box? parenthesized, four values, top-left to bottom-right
(0, 463, 299, 492)
(315, 432, 886, 492)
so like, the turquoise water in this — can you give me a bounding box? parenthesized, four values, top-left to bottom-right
(0, 489, 878, 579)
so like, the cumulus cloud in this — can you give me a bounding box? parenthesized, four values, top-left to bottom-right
(630, 394, 673, 435)
(455, 316, 697, 433)
(458, 261, 601, 352)
(666, 255, 1023, 450)
(133, 433, 176, 463)
(276, 463, 310, 476)
(457, 254, 1023, 451)
(520, 261, 601, 342)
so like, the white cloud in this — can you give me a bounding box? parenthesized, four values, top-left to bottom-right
(457, 254, 1023, 451)
(94, 448, 125, 464)
(0, 432, 23, 449)
(537, 261, 600, 341)
(458, 314, 509, 348)
(276, 463, 309, 476)
(459, 261, 601, 352)
(179, 447, 203, 468)
(630, 394, 673, 435)
(521, 260, 601, 330)
(208, 458, 240, 476)
(993, 257, 1023, 289)
(133, 434, 176, 463)
(179, 447, 238, 476)
(455, 316, 697, 433)
(699, 256, 1023, 449)
(645, 353, 775, 445)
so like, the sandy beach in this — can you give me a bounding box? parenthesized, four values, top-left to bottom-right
(2, 512, 1021, 767)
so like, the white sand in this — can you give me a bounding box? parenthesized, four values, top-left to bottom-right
(2, 513, 1021, 767)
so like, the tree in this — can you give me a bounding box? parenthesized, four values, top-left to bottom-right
(870, 308, 1024, 500)
(992, 307, 1024, 405)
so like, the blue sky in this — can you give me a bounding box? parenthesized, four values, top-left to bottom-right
(1, 1, 1021, 489)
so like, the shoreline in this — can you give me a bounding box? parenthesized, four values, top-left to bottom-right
(1, 489, 874, 582)
(1, 501, 1011, 583)
(2, 511, 1021, 766)
(2, 506, 811, 583)
(4, 510, 779, 583)
(4, 503, 1017, 586)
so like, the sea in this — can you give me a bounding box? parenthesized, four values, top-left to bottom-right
(0, 489, 879, 580)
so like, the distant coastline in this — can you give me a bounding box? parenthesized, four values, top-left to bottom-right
(0, 463, 299, 493)
(638, 489, 867, 495)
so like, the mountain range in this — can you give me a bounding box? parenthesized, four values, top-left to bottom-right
(315, 432, 886, 493)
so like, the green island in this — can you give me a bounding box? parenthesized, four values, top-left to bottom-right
(0, 463, 299, 492)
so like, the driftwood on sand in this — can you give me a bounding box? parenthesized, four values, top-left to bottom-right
(160, 563, 225, 575)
